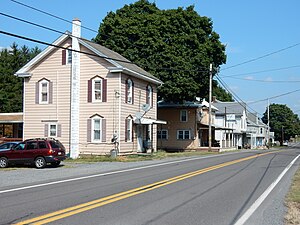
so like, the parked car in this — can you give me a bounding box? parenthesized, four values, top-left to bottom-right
(282, 141, 288, 146)
(0, 142, 20, 151)
(0, 138, 66, 169)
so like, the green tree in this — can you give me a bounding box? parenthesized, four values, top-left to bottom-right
(94, 0, 231, 102)
(0, 43, 41, 112)
(262, 104, 300, 141)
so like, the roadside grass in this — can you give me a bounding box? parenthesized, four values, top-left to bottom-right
(65, 150, 219, 163)
(285, 168, 300, 225)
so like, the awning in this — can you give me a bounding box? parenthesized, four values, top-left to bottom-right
(134, 117, 167, 125)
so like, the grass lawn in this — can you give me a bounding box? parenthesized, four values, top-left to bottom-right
(285, 168, 300, 225)
(65, 150, 219, 163)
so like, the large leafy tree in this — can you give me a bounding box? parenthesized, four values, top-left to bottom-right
(0, 43, 40, 112)
(94, 0, 231, 102)
(262, 104, 300, 141)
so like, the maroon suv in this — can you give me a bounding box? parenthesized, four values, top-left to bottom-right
(0, 138, 67, 169)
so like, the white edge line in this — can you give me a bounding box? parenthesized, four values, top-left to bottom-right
(0, 152, 238, 194)
(234, 153, 300, 225)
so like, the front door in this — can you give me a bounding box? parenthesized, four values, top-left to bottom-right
(137, 125, 143, 153)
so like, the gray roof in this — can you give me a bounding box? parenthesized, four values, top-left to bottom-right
(213, 101, 246, 115)
(80, 38, 162, 84)
(247, 112, 267, 127)
(158, 101, 202, 109)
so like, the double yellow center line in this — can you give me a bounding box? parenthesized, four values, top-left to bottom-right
(15, 152, 272, 225)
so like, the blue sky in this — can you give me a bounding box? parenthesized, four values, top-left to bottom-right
(1, 0, 300, 118)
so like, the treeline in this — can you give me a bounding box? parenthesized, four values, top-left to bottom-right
(0, 43, 40, 112)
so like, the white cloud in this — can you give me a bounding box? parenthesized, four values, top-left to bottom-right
(244, 76, 254, 80)
(265, 76, 273, 82)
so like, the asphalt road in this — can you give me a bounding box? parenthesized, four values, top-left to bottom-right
(1, 145, 300, 225)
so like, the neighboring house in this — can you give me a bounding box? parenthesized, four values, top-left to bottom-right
(213, 99, 247, 149)
(245, 112, 268, 148)
(157, 99, 219, 151)
(15, 19, 163, 158)
(0, 112, 23, 142)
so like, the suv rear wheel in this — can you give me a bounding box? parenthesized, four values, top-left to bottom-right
(0, 157, 8, 168)
(35, 157, 46, 169)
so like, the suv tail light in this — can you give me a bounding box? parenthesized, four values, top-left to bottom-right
(48, 149, 54, 154)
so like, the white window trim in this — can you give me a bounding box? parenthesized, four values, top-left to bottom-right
(127, 118, 133, 142)
(49, 123, 57, 137)
(180, 110, 188, 122)
(147, 85, 153, 107)
(67, 47, 72, 64)
(177, 130, 191, 140)
(92, 77, 103, 102)
(39, 79, 49, 104)
(92, 116, 102, 143)
(127, 79, 133, 104)
(158, 129, 168, 140)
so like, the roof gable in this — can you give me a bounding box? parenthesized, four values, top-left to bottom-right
(15, 32, 70, 77)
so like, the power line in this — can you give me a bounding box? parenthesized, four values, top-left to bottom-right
(214, 74, 261, 116)
(10, 0, 98, 34)
(247, 89, 300, 105)
(0, 30, 134, 65)
(224, 76, 300, 83)
(221, 42, 300, 71)
(219, 65, 300, 78)
(1, 11, 212, 73)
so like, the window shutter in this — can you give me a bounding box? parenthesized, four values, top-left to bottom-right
(35, 82, 39, 104)
(125, 80, 128, 103)
(87, 79, 92, 102)
(49, 81, 53, 104)
(132, 82, 134, 104)
(62, 49, 66, 65)
(44, 124, 48, 137)
(102, 119, 106, 142)
(125, 118, 128, 142)
(57, 124, 62, 137)
(146, 86, 149, 104)
(102, 79, 107, 102)
(151, 89, 154, 108)
(87, 119, 92, 142)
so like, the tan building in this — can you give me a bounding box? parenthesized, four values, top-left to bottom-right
(0, 113, 23, 143)
(157, 100, 219, 151)
(15, 19, 163, 158)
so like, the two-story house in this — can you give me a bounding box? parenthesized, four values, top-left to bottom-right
(157, 99, 219, 151)
(15, 19, 163, 158)
(246, 112, 269, 148)
(213, 99, 247, 150)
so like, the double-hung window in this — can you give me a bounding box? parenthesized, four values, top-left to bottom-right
(88, 76, 107, 103)
(146, 85, 153, 107)
(126, 79, 133, 104)
(180, 110, 188, 122)
(49, 124, 57, 137)
(126, 117, 133, 142)
(67, 47, 72, 64)
(93, 78, 102, 101)
(39, 80, 49, 104)
(92, 117, 102, 142)
(177, 130, 190, 140)
(157, 129, 168, 140)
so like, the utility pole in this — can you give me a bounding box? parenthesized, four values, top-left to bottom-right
(267, 98, 270, 148)
(208, 63, 213, 152)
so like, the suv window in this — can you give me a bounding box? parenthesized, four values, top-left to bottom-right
(38, 141, 48, 149)
(14, 143, 25, 150)
(50, 140, 64, 150)
(26, 141, 38, 150)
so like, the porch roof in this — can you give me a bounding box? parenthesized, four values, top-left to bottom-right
(0, 113, 23, 123)
(134, 117, 167, 125)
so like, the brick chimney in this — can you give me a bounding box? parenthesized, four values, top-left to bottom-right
(69, 18, 81, 159)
